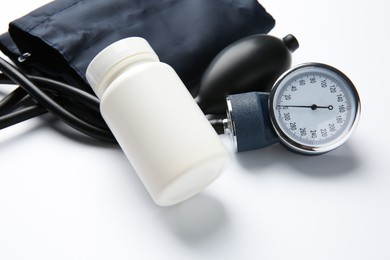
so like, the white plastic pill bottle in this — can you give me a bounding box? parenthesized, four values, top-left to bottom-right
(86, 37, 230, 206)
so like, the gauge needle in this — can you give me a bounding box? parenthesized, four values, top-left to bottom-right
(277, 104, 334, 110)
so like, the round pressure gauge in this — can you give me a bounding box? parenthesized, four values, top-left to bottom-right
(269, 63, 361, 154)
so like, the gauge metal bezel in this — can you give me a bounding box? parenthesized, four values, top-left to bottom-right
(269, 63, 361, 155)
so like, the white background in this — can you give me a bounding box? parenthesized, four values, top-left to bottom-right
(1, 0, 389, 259)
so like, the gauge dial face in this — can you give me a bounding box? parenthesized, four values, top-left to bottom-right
(269, 63, 361, 154)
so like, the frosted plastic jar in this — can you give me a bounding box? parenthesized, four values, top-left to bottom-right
(86, 37, 230, 206)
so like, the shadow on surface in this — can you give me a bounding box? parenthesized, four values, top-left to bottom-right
(160, 193, 229, 244)
(235, 142, 361, 178)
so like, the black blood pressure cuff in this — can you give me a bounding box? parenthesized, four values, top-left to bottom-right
(0, 0, 275, 95)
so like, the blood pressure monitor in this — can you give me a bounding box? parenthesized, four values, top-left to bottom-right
(223, 63, 361, 155)
(269, 63, 361, 154)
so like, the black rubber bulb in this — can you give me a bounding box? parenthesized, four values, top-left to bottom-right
(197, 34, 299, 116)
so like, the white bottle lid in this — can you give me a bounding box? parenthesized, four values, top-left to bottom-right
(86, 37, 159, 98)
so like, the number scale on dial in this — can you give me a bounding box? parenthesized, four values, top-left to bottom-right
(270, 63, 360, 154)
(276, 73, 352, 145)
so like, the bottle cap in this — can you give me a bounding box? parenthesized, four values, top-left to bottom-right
(86, 37, 159, 98)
